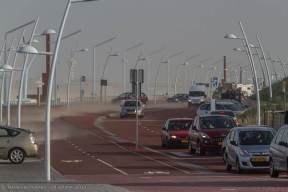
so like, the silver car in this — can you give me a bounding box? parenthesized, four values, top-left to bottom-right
(120, 99, 144, 118)
(225, 126, 276, 173)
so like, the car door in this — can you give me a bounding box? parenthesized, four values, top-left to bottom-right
(161, 120, 170, 143)
(0, 128, 13, 158)
(226, 130, 235, 164)
(270, 128, 285, 170)
(277, 128, 288, 170)
(190, 116, 199, 147)
(197, 104, 209, 115)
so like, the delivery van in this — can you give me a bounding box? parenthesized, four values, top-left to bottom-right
(188, 85, 206, 107)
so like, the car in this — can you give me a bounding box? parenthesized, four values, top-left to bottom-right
(188, 115, 237, 155)
(221, 125, 276, 163)
(120, 99, 144, 118)
(167, 94, 189, 103)
(111, 92, 148, 106)
(197, 101, 246, 116)
(161, 118, 193, 149)
(269, 125, 288, 178)
(0, 125, 38, 164)
(219, 99, 248, 110)
(225, 126, 276, 174)
(209, 110, 239, 126)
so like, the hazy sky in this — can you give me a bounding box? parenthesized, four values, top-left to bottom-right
(1, 0, 288, 89)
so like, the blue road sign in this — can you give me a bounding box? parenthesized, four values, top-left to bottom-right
(81, 76, 85, 82)
(212, 77, 218, 87)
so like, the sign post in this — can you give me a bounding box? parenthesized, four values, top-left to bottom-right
(283, 81, 286, 110)
(80, 76, 85, 102)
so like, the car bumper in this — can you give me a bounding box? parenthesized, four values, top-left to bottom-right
(238, 156, 270, 169)
(167, 139, 189, 146)
(188, 101, 204, 105)
(25, 144, 38, 157)
(120, 111, 144, 116)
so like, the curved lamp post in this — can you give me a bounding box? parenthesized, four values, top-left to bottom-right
(191, 57, 212, 85)
(224, 22, 260, 125)
(218, 61, 233, 83)
(154, 56, 165, 104)
(92, 37, 116, 100)
(138, 47, 165, 98)
(67, 41, 88, 107)
(100, 47, 119, 102)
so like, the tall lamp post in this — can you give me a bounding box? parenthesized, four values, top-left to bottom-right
(122, 43, 143, 93)
(224, 22, 261, 125)
(67, 41, 88, 107)
(154, 56, 165, 104)
(100, 47, 119, 102)
(19, 0, 99, 181)
(265, 51, 278, 82)
(164, 51, 184, 96)
(191, 57, 212, 85)
(92, 37, 116, 100)
(138, 47, 165, 98)
(273, 55, 287, 77)
(205, 60, 223, 84)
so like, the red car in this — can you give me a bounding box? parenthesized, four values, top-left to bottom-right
(161, 118, 194, 149)
(188, 115, 237, 155)
(111, 92, 148, 105)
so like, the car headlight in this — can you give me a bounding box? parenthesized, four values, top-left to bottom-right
(171, 135, 177, 139)
(29, 133, 36, 144)
(240, 148, 249, 156)
(188, 99, 191, 102)
(200, 132, 210, 139)
(175, 99, 179, 101)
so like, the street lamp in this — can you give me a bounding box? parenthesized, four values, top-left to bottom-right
(191, 57, 212, 85)
(100, 47, 119, 102)
(174, 54, 199, 94)
(92, 37, 116, 100)
(264, 51, 278, 82)
(224, 21, 261, 125)
(272, 55, 287, 77)
(67, 41, 88, 107)
(122, 43, 143, 93)
(218, 61, 234, 83)
(20, 0, 99, 181)
(164, 51, 184, 96)
(137, 47, 165, 98)
(154, 56, 165, 104)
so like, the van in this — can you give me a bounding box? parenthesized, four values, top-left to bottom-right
(236, 84, 254, 96)
(188, 85, 206, 107)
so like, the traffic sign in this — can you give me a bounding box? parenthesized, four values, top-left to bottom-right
(130, 69, 144, 83)
(212, 77, 218, 87)
(81, 76, 85, 82)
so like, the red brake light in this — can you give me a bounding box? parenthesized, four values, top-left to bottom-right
(219, 111, 225, 114)
(233, 119, 238, 124)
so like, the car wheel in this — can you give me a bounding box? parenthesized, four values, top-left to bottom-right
(236, 158, 243, 174)
(225, 154, 232, 171)
(197, 142, 205, 156)
(222, 148, 226, 163)
(269, 159, 279, 178)
(120, 115, 125, 118)
(188, 139, 196, 154)
(9, 148, 25, 164)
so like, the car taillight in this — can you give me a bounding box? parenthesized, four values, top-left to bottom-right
(29, 133, 36, 144)
(233, 119, 238, 124)
(219, 111, 225, 114)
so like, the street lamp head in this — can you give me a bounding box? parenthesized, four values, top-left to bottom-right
(17, 45, 38, 54)
(198, 65, 204, 68)
(42, 29, 56, 35)
(233, 48, 242, 52)
(111, 53, 120, 56)
(248, 44, 255, 48)
(211, 67, 216, 69)
(182, 62, 188, 65)
(162, 60, 170, 64)
(139, 58, 147, 61)
(78, 48, 88, 52)
(0, 64, 13, 70)
(26, 39, 39, 44)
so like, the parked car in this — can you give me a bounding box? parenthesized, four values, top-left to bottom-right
(197, 101, 246, 116)
(161, 118, 193, 149)
(0, 125, 38, 164)
(167, 94, 189, 103)
(188, 115, 237, 155)
(209, 110, 238, 126)
(120, 99, 144, 118)
(221, 125, 276, 163)
(269, 125, 288, 178)
(225, 126, 276, 174)
(111, 92, 148, 105)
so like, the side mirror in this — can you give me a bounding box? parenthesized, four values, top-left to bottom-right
(192, 126, 196, 130)
(230, 141, 237, 146)
(162, 127, 166, 131)
(279, 141, 287, 147)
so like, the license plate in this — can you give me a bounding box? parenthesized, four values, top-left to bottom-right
(218, 142, 223, 145)
(251, 158, 266, 162)
(128, 112, 135, 114)
(182, 140, 188, 143)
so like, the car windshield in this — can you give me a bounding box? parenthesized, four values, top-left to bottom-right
(189, 91, 205, 97)
(124, 101, 141, 107)
(211, 111, 235, 117)
(239, 131, 273, 145)
(201, 117, 235, 129)
(222, 104, 243, 111)
(168, 120, 193, 130)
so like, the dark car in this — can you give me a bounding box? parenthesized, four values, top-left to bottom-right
(167, 94, 189, 103)
(111, 92, 148, 105)
(269, 125, 288, 178)
(161, 118, 194, 149)
(188, 115, 237, 155)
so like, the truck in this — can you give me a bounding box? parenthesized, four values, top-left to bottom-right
(236, 84, 254, 97)
(212, 82, 242, 102)
(188, 85, 206, 107)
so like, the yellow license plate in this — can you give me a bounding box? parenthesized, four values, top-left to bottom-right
(182, 140, 188, 143)
(128, 112, 135, 114)
(218, 142, 223, 145)
(251, 158, 266, 162)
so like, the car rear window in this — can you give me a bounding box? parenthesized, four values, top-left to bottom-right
(201, 116, 236, 129)
(239, 131, 273, 145)
(168, 120, 193, 130)
(200, 104, 209, 110)
(211, 111, 235, 117)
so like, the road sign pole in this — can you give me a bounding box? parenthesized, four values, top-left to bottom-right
(283, 81, 286, 111)
(136, 69, 139, 150)
(80, 76, 82, 102)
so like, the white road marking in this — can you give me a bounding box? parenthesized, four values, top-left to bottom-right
(83, 152, 86, 153)
(221, 189, 236, 191)
(79, 149, 82, 150)
(97, 159, 128, 175)
(161, 180, 172, 182)
(140, 177, 151, 179)
(144, 171, 169, 174)
(61, 160, 82, 163)
(170, 152, 191, 157)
